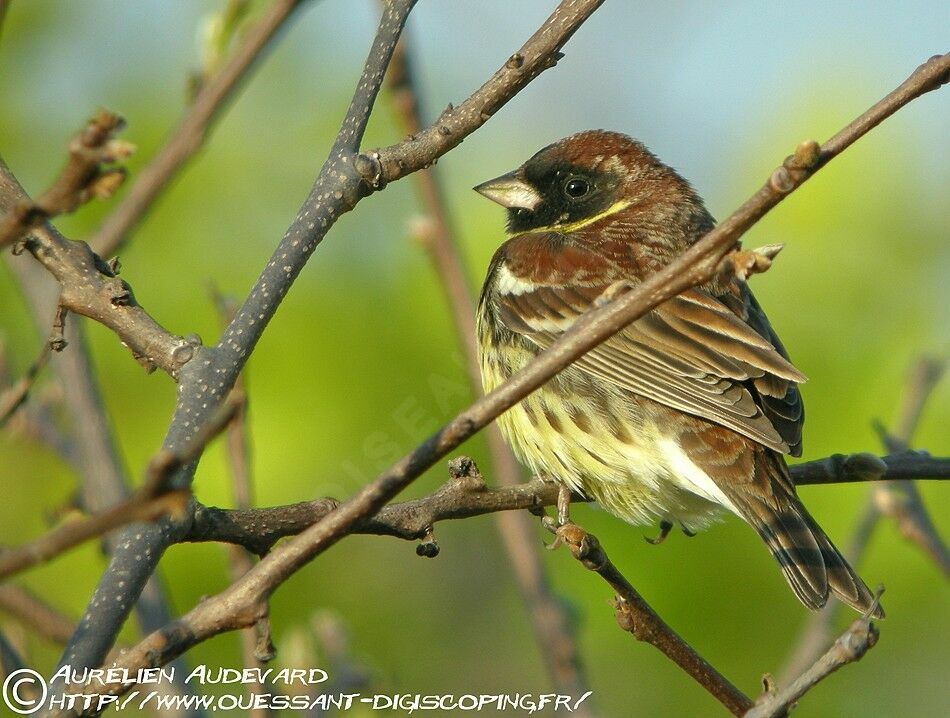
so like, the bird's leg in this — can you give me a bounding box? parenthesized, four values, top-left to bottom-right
(645, 519, 674, 545)
(681, 525, 696, 538)
(541, 484, 575, 549)
(556, 484, 573, 526)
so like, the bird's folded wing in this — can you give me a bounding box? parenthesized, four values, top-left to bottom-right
(494, 282, 806, 455)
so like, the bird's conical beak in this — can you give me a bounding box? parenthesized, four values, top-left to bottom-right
(473, 170, 542, 210)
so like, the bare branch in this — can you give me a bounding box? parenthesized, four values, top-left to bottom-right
(791, 451, 950, 485)
(186, 460, 561, 553)
(0, 342, 51, 428)
(0, 161, 191, 375)
(90, 0, 310, 257)
(549, 521, 753, 716)
(182, 450, 950, 555)
(0, 111, 131, 249)
(749, 608, 880, 718)
(0, 585, 77, 645)
(0, 400, 237, 580)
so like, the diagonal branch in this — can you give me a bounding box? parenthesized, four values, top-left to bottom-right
(749, 607, 880, 718)
(549, 520, 753, 716)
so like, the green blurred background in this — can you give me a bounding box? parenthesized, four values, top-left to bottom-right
(1, 1, 947, 716)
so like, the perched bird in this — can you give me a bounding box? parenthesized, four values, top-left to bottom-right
(474, 130, 881, 616)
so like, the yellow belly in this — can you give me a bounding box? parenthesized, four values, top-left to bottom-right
(478, 330, 724, 531)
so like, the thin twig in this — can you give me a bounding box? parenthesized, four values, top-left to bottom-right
(0, 585, 77, 645)
(386, 28, 590, 706)
(549, 521, 753, 716)
(749, 607, 880, 718)
(0, 401, 237, 580)
(0, 110, 131, 249)
(0, 342, 52, 428)
(91, 0, 310, 257)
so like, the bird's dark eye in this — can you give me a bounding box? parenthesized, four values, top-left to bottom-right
(564, 177, 590, 198)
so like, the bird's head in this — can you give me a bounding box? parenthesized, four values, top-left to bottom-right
(474, 130, 706, 237)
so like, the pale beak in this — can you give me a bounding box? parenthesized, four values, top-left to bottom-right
(473, 170, 542, 210)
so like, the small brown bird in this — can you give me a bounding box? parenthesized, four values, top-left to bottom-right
(474, 130, 880, 616)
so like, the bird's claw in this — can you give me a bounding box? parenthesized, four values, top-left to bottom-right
(645, 520, 673, 545)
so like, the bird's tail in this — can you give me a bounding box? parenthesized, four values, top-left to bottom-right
(744, 451, 883, 618)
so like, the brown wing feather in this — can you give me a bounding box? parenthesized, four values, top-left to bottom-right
(491, 268, 806, 454)
(496, 286, 804, 453)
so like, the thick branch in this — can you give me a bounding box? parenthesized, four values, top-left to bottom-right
(0, 160, 190, 376)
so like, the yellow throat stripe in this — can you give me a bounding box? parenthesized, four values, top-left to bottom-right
(508, 199, 632, 238)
